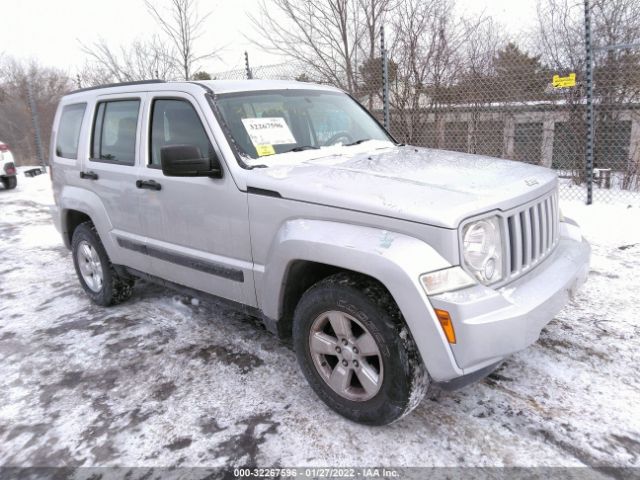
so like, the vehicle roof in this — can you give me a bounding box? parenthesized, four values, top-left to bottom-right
(199, 79, 342, 94)
(62, 79, 343, 100)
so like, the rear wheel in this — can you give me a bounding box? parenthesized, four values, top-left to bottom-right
(71, 221, 133, 306)
(293, 273, 428, 425)
(1, 176, 17, 190)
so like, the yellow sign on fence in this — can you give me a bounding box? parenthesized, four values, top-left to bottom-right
(552, 73, 576, 88)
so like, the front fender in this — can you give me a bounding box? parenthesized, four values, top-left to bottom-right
(259, 219, 464, 381)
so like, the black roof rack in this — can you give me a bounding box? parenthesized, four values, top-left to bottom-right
(66, 79, 166, 96)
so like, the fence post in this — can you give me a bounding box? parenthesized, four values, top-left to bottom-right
(244, 51, 253, 80)
(584, 0, 594, 205)
(26, 78, 46, 172)
(380, 26, 390, 130)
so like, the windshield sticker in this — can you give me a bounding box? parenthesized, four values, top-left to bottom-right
(255, 144, 276, 157)
(241, 117, 296, 146)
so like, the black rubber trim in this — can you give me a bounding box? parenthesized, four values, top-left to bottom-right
(436, 361, 502, 391)
(117, 238, 244, 282)
(246, 186, 282, 198)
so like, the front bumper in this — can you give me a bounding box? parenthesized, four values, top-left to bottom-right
(430, 225, 590, 375)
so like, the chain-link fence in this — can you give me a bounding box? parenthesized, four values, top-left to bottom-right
(588, 42, 640, 203)
(214, 7, 640, 205)
(212, 59, 307, 82)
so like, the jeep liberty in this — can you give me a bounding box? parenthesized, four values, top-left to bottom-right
(50, 80, 590, 425)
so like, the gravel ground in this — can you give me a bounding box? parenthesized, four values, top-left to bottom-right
(0, 172, 639, 470)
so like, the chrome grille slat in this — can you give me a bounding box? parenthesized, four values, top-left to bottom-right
(502, 218, 512, 275)
(510, 215, 523, 273)
(545, 198, 553, 251)
(531, 205, 540, 261)
(551, 194, 558, 245)
(541, 199, 548, 252)
(522, 209, 532, 268)
(548, 194, 554, 246)
(502, 190, 559, 284)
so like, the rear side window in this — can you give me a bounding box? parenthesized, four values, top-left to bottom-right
(91, 100, 140, 165)
(56, 103, 86, 159)
(149, 99, 213, 166)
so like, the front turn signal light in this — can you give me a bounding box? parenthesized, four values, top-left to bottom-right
(435, 309, 456, 344)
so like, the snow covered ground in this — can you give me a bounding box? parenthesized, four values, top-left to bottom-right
(0, 170, 639, 470)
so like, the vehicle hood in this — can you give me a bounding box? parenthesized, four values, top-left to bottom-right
(245, 145, 558, 229)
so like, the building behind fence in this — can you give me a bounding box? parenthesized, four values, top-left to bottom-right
(214, 12, 640, 206)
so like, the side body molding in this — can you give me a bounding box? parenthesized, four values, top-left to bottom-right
(258, 219, 464, 381)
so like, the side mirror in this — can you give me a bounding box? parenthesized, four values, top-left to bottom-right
(160, 145, 222, 178)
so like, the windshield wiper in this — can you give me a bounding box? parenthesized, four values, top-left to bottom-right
(345, 138, 371, 146)
(284, 145, 320, 153)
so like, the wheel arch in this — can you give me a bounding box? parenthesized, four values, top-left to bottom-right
(64, 209, 92, 248)
(57, 185, 114, 253)
(276, 260, 392, 340)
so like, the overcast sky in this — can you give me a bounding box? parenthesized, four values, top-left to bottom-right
(0, 0, 538, 76)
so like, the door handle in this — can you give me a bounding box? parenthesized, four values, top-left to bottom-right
(136, 179, 162, 191)
(80, 171, 99, 180)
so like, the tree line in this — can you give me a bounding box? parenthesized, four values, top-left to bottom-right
(1, 0, 639, 166)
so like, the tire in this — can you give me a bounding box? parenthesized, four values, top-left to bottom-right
(71, 221, 134, 306)
(1, 176, 17, 190)
(293, 272, 429, 425)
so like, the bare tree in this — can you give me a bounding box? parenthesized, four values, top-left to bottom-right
(387, 0, 474, 145)
(358, 0, 396, 62)
(247, 0, 399, 95)
(0, 57, 72, 165)
(535, 0, 584, 72)
(247, 0, 365, 92)
(459, 17, 506, 155)
(357, 0, 397, 107)
(79, 36, 179, 86)
(535, 0, 640, 186)
(145, 0, 219, 81)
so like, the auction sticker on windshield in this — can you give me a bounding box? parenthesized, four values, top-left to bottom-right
(241, 117, 296, 147)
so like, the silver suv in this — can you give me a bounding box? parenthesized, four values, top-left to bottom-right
(50, 80, 590, 425)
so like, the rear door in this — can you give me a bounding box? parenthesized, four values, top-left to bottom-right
(136, 91, 256, 307)
(80, 93, 151, 273)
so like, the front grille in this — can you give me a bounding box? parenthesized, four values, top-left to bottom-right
(504, 190, 559, 281)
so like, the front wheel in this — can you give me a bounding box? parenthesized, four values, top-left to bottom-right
(1, 176, 17, 190)
(293, 273, 428, 425)
(71, 221, 133, 306)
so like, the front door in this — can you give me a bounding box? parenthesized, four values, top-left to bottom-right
(136, 92, 256, 307)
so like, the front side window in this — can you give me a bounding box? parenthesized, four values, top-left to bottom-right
(56, 103, 86, 159)
(149, 98, 213, 166)
(91, 100, 140, 164)
(215, 90, 393, 162)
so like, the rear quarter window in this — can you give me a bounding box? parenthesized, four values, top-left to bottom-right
(56, 103, 87, 159)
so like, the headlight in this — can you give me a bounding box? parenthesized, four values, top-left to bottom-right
(462, 216, 503, 284)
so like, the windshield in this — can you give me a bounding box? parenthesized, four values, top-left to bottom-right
(214, 89, 393, 162)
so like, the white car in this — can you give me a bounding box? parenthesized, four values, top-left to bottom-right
(0, 141, 17, 190)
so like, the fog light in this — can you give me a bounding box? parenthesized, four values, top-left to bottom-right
(420, 267, 475, 295)
(435, 309, 456, 344)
